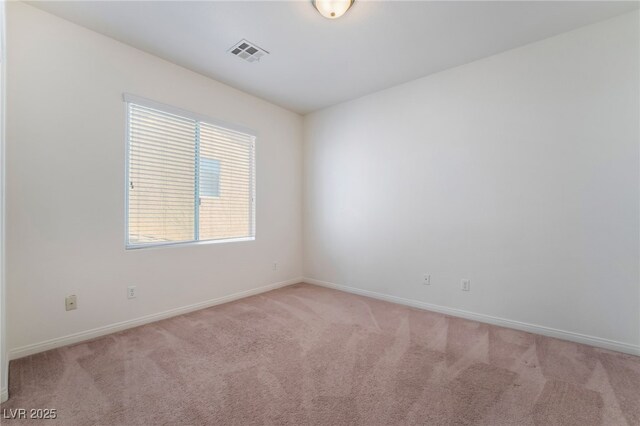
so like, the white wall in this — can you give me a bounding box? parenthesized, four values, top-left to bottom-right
(0, 0, 6, 403)
(304, 11, 640, 352)
(6, 2, 303, 356)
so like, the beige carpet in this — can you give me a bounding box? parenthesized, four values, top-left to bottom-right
(2, 283, 639, 425)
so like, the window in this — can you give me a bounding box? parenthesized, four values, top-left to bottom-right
(125, 94, 255, 248)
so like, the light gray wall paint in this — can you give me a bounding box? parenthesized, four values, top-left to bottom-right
(6, 2, 303, 354)
(303, 11, 640, 348)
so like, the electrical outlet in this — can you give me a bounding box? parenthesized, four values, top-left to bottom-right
(65, 295, 77, 311)
(127, 286, 137, 299)
(461, 279, 471, 292)
(272, 262, 278, 271)
(423, 274, 431, 285)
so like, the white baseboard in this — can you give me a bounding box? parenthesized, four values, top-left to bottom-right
(304, 277, 640, 356)
(1, 387, 7, 403)
(8, 277, 302, 360)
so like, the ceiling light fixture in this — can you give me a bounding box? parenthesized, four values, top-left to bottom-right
(312, 0, 354, 19)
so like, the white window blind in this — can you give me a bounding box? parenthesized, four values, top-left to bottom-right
(125, 95, 255, 248)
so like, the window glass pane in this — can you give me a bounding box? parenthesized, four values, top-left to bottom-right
(200, 157, 220, 197)
(198, 122, 254, 241)
(127, 104, 196, 245)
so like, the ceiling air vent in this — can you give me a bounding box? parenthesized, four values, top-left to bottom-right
(229, 39, 269, 63)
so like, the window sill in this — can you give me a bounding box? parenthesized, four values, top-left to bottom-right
(126, 236, 255, 251)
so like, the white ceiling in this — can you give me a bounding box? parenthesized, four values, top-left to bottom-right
(29, 1, 639, 114)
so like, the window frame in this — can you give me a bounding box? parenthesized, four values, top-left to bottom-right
(123, 93, 256, 250)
